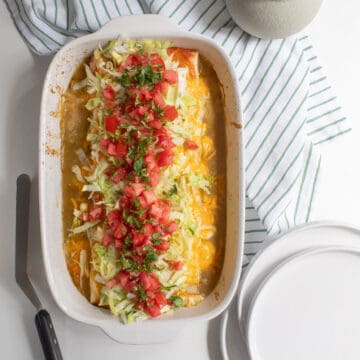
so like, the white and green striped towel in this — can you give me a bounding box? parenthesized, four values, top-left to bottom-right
(6, 0, 351, 265)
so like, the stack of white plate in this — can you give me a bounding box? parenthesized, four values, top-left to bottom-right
(220, 222, 360, 360)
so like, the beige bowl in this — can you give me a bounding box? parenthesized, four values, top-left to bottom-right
(225, 0, 323, 39)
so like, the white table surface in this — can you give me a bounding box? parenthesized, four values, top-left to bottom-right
(0, 1, 359, 359)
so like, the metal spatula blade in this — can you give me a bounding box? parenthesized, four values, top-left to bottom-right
(15, 174, 63, 360)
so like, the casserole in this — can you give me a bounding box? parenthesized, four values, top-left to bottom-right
(39, 14, 244, 344)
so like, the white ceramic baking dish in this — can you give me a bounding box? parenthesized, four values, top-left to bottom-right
(39, 14, 244, 344)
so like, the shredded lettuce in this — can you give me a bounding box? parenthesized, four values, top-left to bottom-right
(70, 220, 100, 234)
(92, 243, 121, 280)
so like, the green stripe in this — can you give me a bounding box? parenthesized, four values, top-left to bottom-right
(4, 0, 39, 53)
(293, 145, 313, 223)
(101, 0, 111, 19)
(308, 86, 331, 98)
(244, 39, 297, 125)
(245, 253, 257, 257)
(314, 128, 352, 145)
(20, 0, 62, 46)
(247, 92, 308, 189)
(252, 144, 305, 205)
(243, 39, 286, 111)
(169, 0, 186, 18)
(90, 0, 102, 27)
(284, 212, 290, 228)
(305, 157, 321, 222)
(241, 40, 272, 94)
(298, 35, 308, 41)
(309, 76, 326, 86)
(79, 0, 92, 31)
(221, 24, 236, 46)
(310, 66, 322, 73)
(242, 263, 250, 268)
(245, 229, 267, 234)
(303, 45, 312, 51)
(65, 0, 69, 30)
(211, 18, 232, 39)
(54, 0, 58, 26)
(42, 0, 47, 17)
(149, 0, 156, 9)
(307, 107, 341, 123)
(201, 5, 226, 34)
(246, 206, 255, 210)
(307, 56, 317, 62)
(112, 0, 121, 16)
(229, 31, 246, 57)
(262, 171, 301, 224)
(179, 0, 201, 24)
(14, 0, 52, 51)
(307, 96, 336, 111)
(125, 0, 134, 14)
(157, 0, 171, 13)
(245, 218, 261, 222)
(245, 56, 306, 149)
(188, 0, 217, 31)
(234, 34, 250, 68)
(239, 38, 261, 81)
(31, 0, 76, 38)
(245, 241, 264, 244)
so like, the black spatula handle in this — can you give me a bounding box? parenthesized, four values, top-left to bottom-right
(35, 309, 63, 360)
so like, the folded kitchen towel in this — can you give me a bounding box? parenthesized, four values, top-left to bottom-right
(6, 0, 351, 265)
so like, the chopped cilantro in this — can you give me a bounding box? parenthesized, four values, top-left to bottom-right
(170, 295, 184, 308)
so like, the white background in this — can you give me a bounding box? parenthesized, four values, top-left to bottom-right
(0, 1, 359, 359)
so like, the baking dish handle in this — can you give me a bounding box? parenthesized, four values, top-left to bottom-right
(95, 15, 179, 35)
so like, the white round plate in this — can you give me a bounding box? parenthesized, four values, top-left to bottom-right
(247, 246, 360, 360)
(237, 221, 360, 335)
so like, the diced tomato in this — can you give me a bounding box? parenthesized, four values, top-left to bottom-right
(89, 207, 103, 221)
(139, 271, 161, 292)
(146, 302, 161, 317)
(184, 139, 199, 150)
(158, 134, 175, 150)
(114, 222, 127, 239)
(150, 53, 165, 68)
(142, 190, 157, 206)
(148, 170, 160, 187)
(106, 279, 117, 288)
(164, 221, 179, 235)
(115, 143, 128, 158)
(148, 120, 162, 129)
(103, 86, 116, 101)
(169, 261, 182, 270)
(102, 232, 113, 246)
(164, 105, 178, 121)
(154, 292, 167, 307)
(132, 232, 146, 247)
(157, 149, 174, 167)
(136, 105, 148, 116)
(110, 167, 127, 183)
(163, 70, 178, 84)
(152, 90, 165, 108)
(124, 183, 145, 198)
(114, 239, 123, 250)
(154, 80, 169, 94)
(105, 115, 119, 133)
(139, 86, 152, 101)
(107, 142, 118, 156)
(142, 222, 154, 236)
(116, 271, 130, 289)
(137, 194, 148, 209)
(145, 153, 157, 171)
(100, 138, 111, 149)
(149, 202, 163, 220)
(155, 240, 169, 252)
(107, 210, 121, 229)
